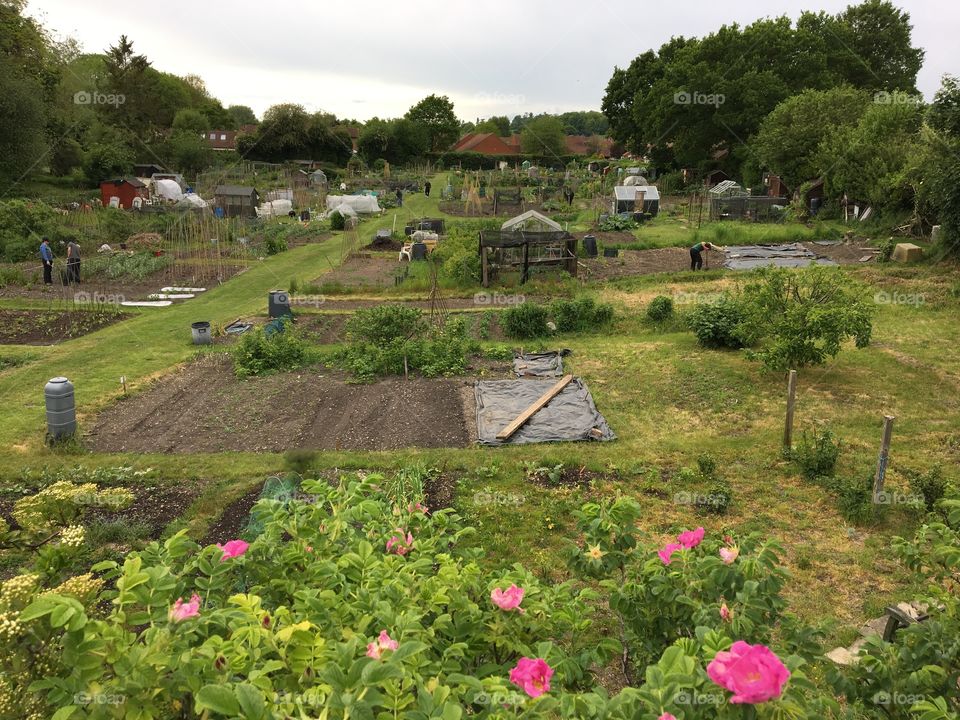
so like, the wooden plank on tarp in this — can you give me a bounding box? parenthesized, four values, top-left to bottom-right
(495, 374, 574, 441)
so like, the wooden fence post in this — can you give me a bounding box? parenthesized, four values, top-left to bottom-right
(783, 370, 797, 451)
(872, 415, 895, 503)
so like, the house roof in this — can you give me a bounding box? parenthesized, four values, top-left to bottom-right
(214, 185, 258, 197)
(451, 132, 517, 154)
(102, 177, 147, 189)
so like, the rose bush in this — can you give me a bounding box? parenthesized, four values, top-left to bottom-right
(0, 473, 923, 718)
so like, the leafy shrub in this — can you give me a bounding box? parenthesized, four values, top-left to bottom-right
(99, 207, 135, 244)
(697, 453, 718, 479)
(835, 475, 878, 524)
(441, 247, 481, 285)
(647, 295, 674, 321)
(264, 235, 288, 255)
(598, 214, 635, 231)
(329, 209, 346, 230)
(502, 302, 549, 339)
(336, 306, 476, 380)
(84, 252, 172, 281)
(550, 296, 614, 333)
(482, 344, 514, 361)
(739, 267, 873, 370)
(233, 320, 310, 377)
(688, 296, 748, 349)
(877, 237, 896, 263)
(12, 474, 615, 718)
(695, 480, 733, 515)
(792, 427, 842, 480)
(905, 465, 949, 511)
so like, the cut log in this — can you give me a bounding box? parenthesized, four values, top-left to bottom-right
(496, 375, 574, 441)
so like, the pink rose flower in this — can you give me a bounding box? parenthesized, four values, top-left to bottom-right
(386, 530, 414, 556)
(169, 593, 201, 622)
(659, 714, 677, 720)
(720, 546, 740, 564)
(509, 657, 553, 698)
(366, 630, 399, 660)
(707, 640, 790, 704)
(215, 539, 249, 562)
(491, 584, 525, 611)
(658, 542, 683, 565)
(677, 527, 705, 549)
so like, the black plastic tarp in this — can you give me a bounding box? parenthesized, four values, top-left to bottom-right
(512, 350, 568, 377)
(475, 378, 615, 446)
(722, 243, 837, 270)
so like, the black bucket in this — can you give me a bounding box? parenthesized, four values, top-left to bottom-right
(583, 235, 598, 258)
(603, 247, 619, 258)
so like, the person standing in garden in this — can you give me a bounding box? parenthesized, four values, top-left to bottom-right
(690, 241, 722, 270)
(424, 181, 431, 197)
(39, 237, 53, 285)
(66, 238, 81, 284)
(395, 188, 403, 207)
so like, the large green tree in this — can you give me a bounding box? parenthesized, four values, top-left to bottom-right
(602, 1, 923, 174)
(405, 94, 460, 151)
(0, 57, 47, 186)
(752, 86, 870, 187)
(227, 104, 258, 127)
(519, 115, 567, 158)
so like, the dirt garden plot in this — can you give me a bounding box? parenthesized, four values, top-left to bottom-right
(88, 355, 471, 453)
(0, 308, 127, 345)
(581, 241, 874, 281)
(0, 259, 251, 302)
(310, 254, 401, 289)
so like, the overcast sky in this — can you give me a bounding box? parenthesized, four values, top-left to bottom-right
(26, 0, 957, 123)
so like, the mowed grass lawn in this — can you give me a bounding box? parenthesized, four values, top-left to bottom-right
(1, 182, 958, 644)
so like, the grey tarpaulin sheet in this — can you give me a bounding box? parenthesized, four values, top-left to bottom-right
(723, 243, 837, 270)
(512, 350, 569, 377)
(475, 378, 616, 446)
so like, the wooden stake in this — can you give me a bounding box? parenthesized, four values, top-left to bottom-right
(120, 375, 127, 395)
(872, 415, 895, 503)
(783, 369, 797, 450)
(403, 354, 409, 381)
(496, 375, 574, 441)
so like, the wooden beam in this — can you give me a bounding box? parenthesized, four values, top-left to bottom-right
(496, 375, 574, 441)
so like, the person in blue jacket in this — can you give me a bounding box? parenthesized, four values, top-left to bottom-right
(39, 237, 53, 284)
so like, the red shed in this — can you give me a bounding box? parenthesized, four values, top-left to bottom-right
(99, 177, 149, 209)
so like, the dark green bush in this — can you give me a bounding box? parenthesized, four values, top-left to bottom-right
(264, 235, 288, 255)
(836, 475, 877, 524)
(877, 237, 895, 263)
(688, 297, 747, 349)
(695, 480, 732, 515)
(792, 427, 842, 480)
(550, 296, 614, 333)
(906, 465, 949, 511)
(336, 307, 476, 381)
(502, 302, 549, 339)
(647, 295, 674, 322)
(329, 210, 346, 231)
(233, 320, 310, 377)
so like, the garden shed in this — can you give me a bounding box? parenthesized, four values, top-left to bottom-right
(612, 185, 660, 216)
(99, 177, 149, 209)
(478, 223, 577, 287)
(214, 185, 260, 218)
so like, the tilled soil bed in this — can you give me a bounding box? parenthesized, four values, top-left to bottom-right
(88, 355, 471, 453)
(0, 307, 127, 344)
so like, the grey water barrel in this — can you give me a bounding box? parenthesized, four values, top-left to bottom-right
(583, 235, 598, 257)
(411, 242, 428, 261)
(268, 290, 292, 318)
(191, 321, 211, 345)
(45, 377, 76, 440)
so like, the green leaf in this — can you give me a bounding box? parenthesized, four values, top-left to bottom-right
(235, 683, 266, 719)
(51, 707, 78, 720)
(195, 684, 240, 716)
